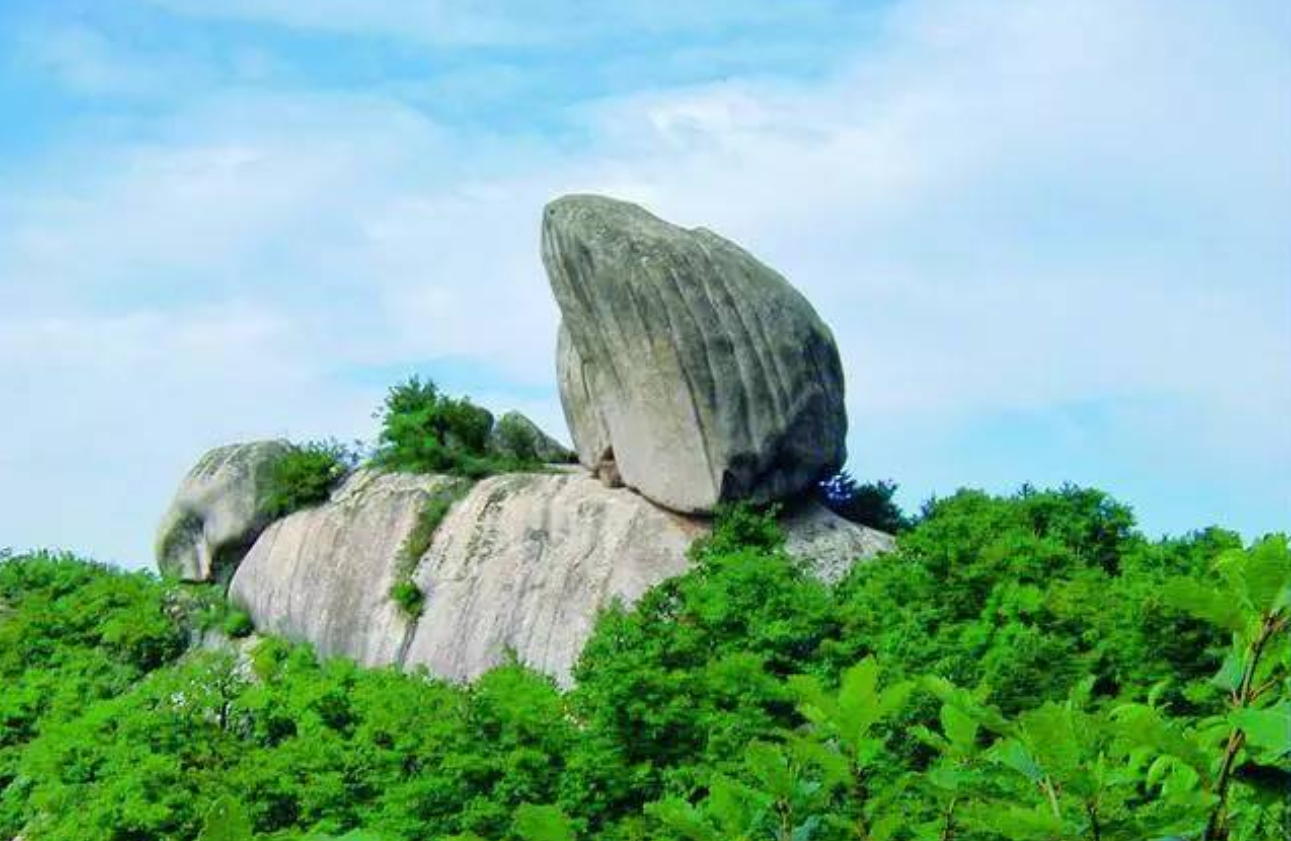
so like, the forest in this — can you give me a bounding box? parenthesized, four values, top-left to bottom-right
(1, 486, 1287, 841)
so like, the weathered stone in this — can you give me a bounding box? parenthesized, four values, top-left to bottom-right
(402, 471, 702, 684)
(155, 440, 293, 582)
(543, 194, 847, 514)
(489, 411, 575, 463)
(780, 501, 894, 585)
(228, 469, 454, 667)
(228, 468, 891, 686)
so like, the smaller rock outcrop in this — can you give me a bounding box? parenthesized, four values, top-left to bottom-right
(489, 412, 575, 463)
(228, 469, 453, 666)
(155, 440, 292, 582)
(543, 194, 848, 514)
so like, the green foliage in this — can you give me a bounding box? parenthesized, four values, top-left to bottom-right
(389, 581, 425, 618)
(2, 488, 1286, 841)
(373, 376, 541, 478)
(263, 440, 358, 519)
(223, 608, 255, 638)
(818, 474, 912, 534)
(511, 804, 576, 841)
(492, 416, 543, 463)
(0, 552, 187, 839)
(198, 797, 254, 841)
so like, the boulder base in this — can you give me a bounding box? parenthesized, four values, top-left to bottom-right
(228, 469, 453, 666)
(229, 469, 891, 685)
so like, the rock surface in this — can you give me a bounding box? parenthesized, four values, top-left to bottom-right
(403, 471, 702, 684)
(228, 469, 453, 666)
(489, 411, 575, 463)
(227, 468, 891, 685)
(543, 194, 848, 513)
(155, 440, 292, 582)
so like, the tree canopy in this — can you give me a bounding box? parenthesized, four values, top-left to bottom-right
(0, 484, 1286, 840)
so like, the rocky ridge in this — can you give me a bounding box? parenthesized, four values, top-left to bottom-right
(158, 194, 882, 685)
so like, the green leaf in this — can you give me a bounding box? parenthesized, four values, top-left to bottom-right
(869, 812, 904, 841)
(958, 801, 1069, 840)
(1162, 577, 1247, 633)
(991, 738, 1045, 783)
(197, 797, 253, 841)
(1231, 703, 1291, 756)
(744, 741, 795, 800)
(941, 702, 980, 752)
(1211, 649, 1245, 693)
(512, 804, 576, 841)
(645, 798, 720, 841)
(1239, 535, 1291, 613)
(923, 676, 1012, 735)
(1112, 705, 1213, 781)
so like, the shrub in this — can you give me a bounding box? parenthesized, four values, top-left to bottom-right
(373, 376, 495, 474)
(388, 480, 473, 619)
(221, 609, 254, 638)
(261, 440, 357, 518)
(372, 376, 549, 478)
(389, 581, 425, 618)
(492, 413, 543, 462)
(817, 472, 911, 533)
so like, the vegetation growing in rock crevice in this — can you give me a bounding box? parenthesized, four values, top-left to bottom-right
(389, 480, 474, 618)
(260, 440, 360, 519)
(1, 486, 1287, 841)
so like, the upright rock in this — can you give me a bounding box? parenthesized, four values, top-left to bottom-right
(155, 440, 292, 582)
(543, 194, 847, 513)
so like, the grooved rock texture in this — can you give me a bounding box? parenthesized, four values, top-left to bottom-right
(543, 194, 847, 513)
(228, 469, 452, 667)
(403, 471, 702, 684)
(227, 469, 892, 685)
(155, 440, 292, 582)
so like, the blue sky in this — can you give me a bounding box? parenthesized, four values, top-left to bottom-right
(1, 0, 1287, 569)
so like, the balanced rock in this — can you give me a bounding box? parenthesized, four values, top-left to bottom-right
(155, 440, 292, 582)
(489, 411, 575, 463)
(543, 194, 847, 513)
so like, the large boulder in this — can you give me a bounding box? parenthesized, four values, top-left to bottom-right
(155, 440, 292, 582)
(228, 469, 454, 667)
(489, 411, 575, 463)
(228, 469, 892, 685)
(542, 194, 847, 513)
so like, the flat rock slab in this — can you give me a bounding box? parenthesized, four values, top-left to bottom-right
(404, 471, 701, 684)
(230, 469, 892, 686)
(229, 469, 454, 666)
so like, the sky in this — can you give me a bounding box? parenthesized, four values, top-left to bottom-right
(0, 0, 1287, 569)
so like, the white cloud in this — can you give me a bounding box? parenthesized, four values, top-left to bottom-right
(0, 0, 1287, 566)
